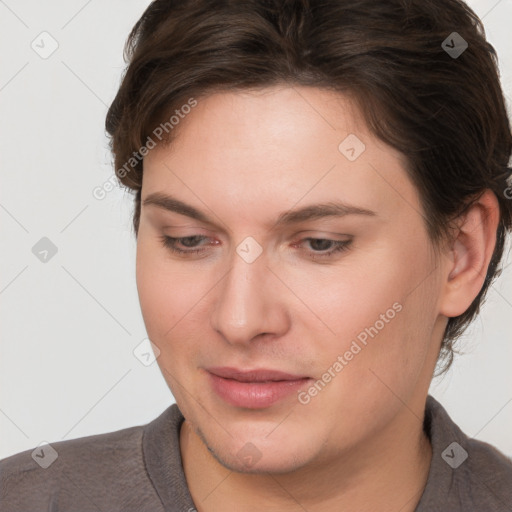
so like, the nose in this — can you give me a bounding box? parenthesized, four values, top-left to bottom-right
(210, 243, 290, 346)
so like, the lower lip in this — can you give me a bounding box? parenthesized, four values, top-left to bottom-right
(207, 372, 312, 409)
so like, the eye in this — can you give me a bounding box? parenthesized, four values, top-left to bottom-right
(159, 235, 214, 256)
(159, 235, 352, 260)
(294, 237, 352, 259)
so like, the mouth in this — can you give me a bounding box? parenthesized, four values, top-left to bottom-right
(205, 366, 313, 409)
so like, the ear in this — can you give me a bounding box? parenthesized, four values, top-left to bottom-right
(439, 189, 500, 318)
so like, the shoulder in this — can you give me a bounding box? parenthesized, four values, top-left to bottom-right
(417, 395, 512, 511)
(462, 434, 512, 505)
(0, 420, 163, 512)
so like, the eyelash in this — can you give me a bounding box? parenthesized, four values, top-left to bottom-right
(159, 235, 352, 260)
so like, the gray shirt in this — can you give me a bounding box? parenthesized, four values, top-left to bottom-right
(1, 395, 511, 511)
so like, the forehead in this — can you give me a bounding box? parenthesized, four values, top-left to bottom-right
(142, 86, 420, 226)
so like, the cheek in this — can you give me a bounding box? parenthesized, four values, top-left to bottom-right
(304, 241, 437, 380)
(323, 265, 439, 412)
(135, 238, 216, 371)
(136, 239, 189, 342)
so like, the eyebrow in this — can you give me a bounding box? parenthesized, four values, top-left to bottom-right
(142, 192, 377, 228)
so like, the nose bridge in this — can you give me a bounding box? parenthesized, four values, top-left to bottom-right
(210, 242, 286, 344)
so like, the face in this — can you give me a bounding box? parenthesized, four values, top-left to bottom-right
(136, 86, 447, 474)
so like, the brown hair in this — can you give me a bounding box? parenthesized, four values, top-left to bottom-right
(105, 0, 512, 375)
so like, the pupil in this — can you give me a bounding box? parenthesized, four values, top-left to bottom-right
(182, 236, 201, 247)
(310, 239, 331, 251)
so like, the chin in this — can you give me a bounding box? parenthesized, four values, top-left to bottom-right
(197, 424, 317, 475)
(212, 447, 310, 475)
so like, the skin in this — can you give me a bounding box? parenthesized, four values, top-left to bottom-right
(135, 85, 499, 511)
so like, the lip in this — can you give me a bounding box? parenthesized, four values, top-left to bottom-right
(205, 367, 313, 409)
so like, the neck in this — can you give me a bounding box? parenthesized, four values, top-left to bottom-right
(179, 403, 432, 512)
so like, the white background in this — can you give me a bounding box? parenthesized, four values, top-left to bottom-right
(1, 0, 511, 460)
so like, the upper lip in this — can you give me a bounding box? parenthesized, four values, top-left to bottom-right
(206, 367, 310, 382)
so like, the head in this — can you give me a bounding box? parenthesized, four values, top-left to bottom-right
(105, 0, 512, 473)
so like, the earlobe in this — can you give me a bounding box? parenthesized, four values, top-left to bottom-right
(439, 190, 500, 318)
